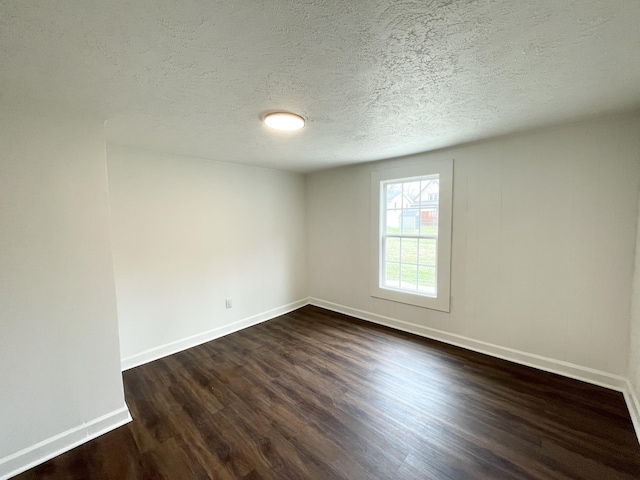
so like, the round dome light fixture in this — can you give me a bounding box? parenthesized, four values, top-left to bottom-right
(263, 112, 305, 131)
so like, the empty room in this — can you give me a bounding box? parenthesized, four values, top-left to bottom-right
(2, 1, 640, 479)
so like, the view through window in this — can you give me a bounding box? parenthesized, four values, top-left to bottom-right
(382, 175, 439, 296)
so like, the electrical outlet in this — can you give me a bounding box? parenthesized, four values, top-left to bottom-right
(225, 298, 232, 309)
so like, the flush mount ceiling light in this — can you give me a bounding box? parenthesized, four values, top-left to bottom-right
(263, 112, 305, 131)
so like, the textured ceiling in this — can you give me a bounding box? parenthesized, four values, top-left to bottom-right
(1, 0, 639, 172)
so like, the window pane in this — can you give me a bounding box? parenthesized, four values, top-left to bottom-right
(419, 177, 438, 201)
(399, 180, 420, 235)
(420, 207, 438, 234)
(386, 183, 402, 207)
(419, 238, 437, 266)
(401, 210, 419, 235)
(401, 238, 418, 264)
(402, 180, 421, 202)
(385, 183, 401, 234)
(385, 237, 400, 262)
(386, 210, 401, 234)
(385, 262, 400, 287)
(400, 264, 418, 290)
(386, 184, 401, 208)
(430, 207, 439, 227)
(418, 266, 436, 293)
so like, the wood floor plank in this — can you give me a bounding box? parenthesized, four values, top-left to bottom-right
(13, 305, 640, 479)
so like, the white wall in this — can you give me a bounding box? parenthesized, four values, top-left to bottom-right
(0, 110, 129, 478)
(307, 113, 640, 379)
(108, 146, 307, 368)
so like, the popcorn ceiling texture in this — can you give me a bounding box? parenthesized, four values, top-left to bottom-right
(1, 0, 639, 171)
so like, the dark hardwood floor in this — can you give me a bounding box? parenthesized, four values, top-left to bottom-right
(15, 305, 640, 479)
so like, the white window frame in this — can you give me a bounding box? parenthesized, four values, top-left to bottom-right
(370, 159, 453, 312)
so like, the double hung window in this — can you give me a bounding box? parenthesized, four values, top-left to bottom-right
(371, 160, 453, 312)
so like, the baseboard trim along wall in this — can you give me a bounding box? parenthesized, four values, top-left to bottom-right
(308, 297, 627, 390)
(121, 298, 309, 371)
(623, 381, 640, 443)
(0, 406, 131, 480)
(308, 297, 640, 441)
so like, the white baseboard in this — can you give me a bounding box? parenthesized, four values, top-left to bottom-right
(309, 298, 640, 443)
(308, 298, 629, 392)
(121, 298, 309, 371)
(623, 380, 640, 443)
(0, 405, 132, 480)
